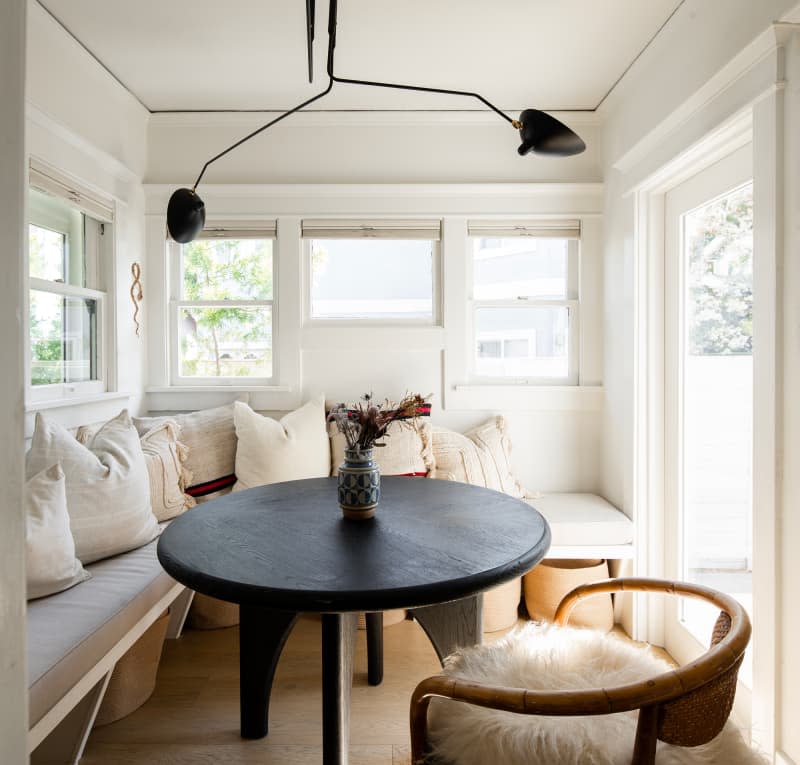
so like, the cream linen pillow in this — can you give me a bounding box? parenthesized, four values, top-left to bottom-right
(233, 397, 330, 491)
(431, 416, 537, 499)
(26, 464, 90, 600)
(329, 420, 434, 476)
(26, 410, 160, 564)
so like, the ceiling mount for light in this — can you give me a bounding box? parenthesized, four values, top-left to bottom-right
(167, 0, 586, 244)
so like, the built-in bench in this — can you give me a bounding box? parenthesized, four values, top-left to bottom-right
(27, 539, 193, 765)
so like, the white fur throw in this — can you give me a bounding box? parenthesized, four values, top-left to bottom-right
(427, 622, 766, 765)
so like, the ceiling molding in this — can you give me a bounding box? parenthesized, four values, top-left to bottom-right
(147, 110, 602, 129)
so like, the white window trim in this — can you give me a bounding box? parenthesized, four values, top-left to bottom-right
(301, 219, 442, 327)
(467, 232, 580, 387)
(167, 225, 278, 387)
(26, 164, 115, 406)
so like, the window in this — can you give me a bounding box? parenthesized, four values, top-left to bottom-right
(170, 226, 276, 383)
(28, 164, 113, 402)
(469, 221, 579, 384)
(303, 219, 440, 322)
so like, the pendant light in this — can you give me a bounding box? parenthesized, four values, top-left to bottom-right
(167, 0, 585, 244)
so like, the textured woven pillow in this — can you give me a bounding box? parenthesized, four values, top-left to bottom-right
(233, 396, 330, 491)
(431, 416, 536, 498)
(25, 463, 90, 600)
(427, 621, 765, 765)
(329, 420, 434, 476)
(26, 410, 160, 564)
(136, 422, 195, 522)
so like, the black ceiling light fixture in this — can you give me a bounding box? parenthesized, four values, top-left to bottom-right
(166, 0, 586, 244)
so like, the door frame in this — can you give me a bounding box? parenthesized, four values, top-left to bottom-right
(630, 106, 780, 751)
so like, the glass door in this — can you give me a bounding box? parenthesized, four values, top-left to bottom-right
(664, 144, 753, 723)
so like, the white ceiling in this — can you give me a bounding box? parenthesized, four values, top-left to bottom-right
(37, 0, 684, 113)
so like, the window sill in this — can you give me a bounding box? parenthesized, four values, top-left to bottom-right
(145, 386, 292, 394)
(145, 386, 299, 413)
(444, 384, 604, 412)
(25, 391, 131, 412)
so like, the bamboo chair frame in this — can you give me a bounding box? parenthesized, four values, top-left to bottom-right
(410, 577, 751, 765)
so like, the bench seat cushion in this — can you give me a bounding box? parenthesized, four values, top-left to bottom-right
(27, 538, 176, 728)
(524, 493, 633, 548)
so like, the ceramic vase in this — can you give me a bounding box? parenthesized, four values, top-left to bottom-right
(338, 447, 380, 519)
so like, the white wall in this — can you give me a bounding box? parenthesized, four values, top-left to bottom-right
(0, 0, 29, 761)
(600, 0, 800, 759)
(25, 0, 150, 433)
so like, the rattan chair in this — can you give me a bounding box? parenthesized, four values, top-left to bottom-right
(410, 578, 751, 765)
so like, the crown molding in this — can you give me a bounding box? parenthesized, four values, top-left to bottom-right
(147, 110, 601, 129)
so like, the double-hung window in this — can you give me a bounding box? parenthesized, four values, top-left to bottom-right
(302, 219, 441, 323)
(170, 225, 276, 384)
(28, 163, 113, 402)
(469, 221, 580, 384)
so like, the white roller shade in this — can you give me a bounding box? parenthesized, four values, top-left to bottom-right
(199, 222, 277, 239)
(468, 220, 580, 239)
(302, 219, 442, 240)
(29, 160, 114, 223)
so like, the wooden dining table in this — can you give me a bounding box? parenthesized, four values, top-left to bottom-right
(157, 476, 550, 765)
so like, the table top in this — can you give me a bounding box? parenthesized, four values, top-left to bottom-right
(157, 477, 550, 612)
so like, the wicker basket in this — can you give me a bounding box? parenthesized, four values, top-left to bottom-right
(523, 559, 613, 631)
(186, 593, 239, 629)
(483, 577, 521, 632)
(357, 609, 407, 629)
(94, 611, 169, 726)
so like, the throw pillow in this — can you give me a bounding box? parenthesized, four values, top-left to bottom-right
(26, 410, 160, 564)
(233, 397, 330, 491)
(173, 404, 238, 501)
(329, 420, 434, 476)
(137, 422, 196, 522)
(25, 463, 90, 600)
(431, 417, 537, 499)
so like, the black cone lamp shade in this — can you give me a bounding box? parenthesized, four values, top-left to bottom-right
(517, 109, 586, 157)
(167, 188, 206, 244)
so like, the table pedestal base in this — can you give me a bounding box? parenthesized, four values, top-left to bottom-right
(410, 593, 483, 663)
(322, 613, 358, 765)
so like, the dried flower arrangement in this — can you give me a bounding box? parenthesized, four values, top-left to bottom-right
(327, 392, 430, 452)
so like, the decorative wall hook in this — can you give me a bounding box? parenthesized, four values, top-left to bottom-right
(130, 262, 143, 337)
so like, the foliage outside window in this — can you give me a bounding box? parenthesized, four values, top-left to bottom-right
(684, 183, 753, 356)
(28, 186, 106, 395)
(470, 232, 579, 383)
(176, 237, 274, 380)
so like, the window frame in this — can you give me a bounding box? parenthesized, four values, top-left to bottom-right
(168, 225, 278, 387)
(467, 227, 581, 386)
(301, 219, 442, 327)
(27, 165, 113, 404)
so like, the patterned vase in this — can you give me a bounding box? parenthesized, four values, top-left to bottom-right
(338, 447, 380, 519)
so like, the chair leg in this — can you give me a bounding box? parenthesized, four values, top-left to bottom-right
(631, 705, 659, 765)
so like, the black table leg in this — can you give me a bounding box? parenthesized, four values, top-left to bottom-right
(321, 612, 358, 765)
(410, 593, 483, 664)
(239, 605, 299, 739)
(364, 612, 383, 686)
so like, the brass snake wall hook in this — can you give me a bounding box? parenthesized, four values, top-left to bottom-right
(130, 262, 143, 337)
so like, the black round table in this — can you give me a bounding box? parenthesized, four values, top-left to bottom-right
(158, 476, 550, 765)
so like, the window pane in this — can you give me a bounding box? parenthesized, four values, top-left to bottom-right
(182, 239, 272, 301)
(310, 239, 433, 319)
(679, 182, 753, 685)
(179, 306, 272, 378)
(474, 306, 569, 378)
(28, 188, 86, 287)
(30, 290, 97, 385)
(473, 237, 568, 300)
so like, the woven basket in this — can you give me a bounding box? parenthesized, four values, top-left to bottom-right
(357, 609, 407, 629)
(483, 577, 521, 632)
(94, 611, 169, 726)
(523, 559, 613, 631)
(186, 593, 239, 629)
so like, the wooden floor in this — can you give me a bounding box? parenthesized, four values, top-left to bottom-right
(83, 615, 450, 764)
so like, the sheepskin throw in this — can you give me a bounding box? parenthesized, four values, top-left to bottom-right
(426, 622, 766, 765)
